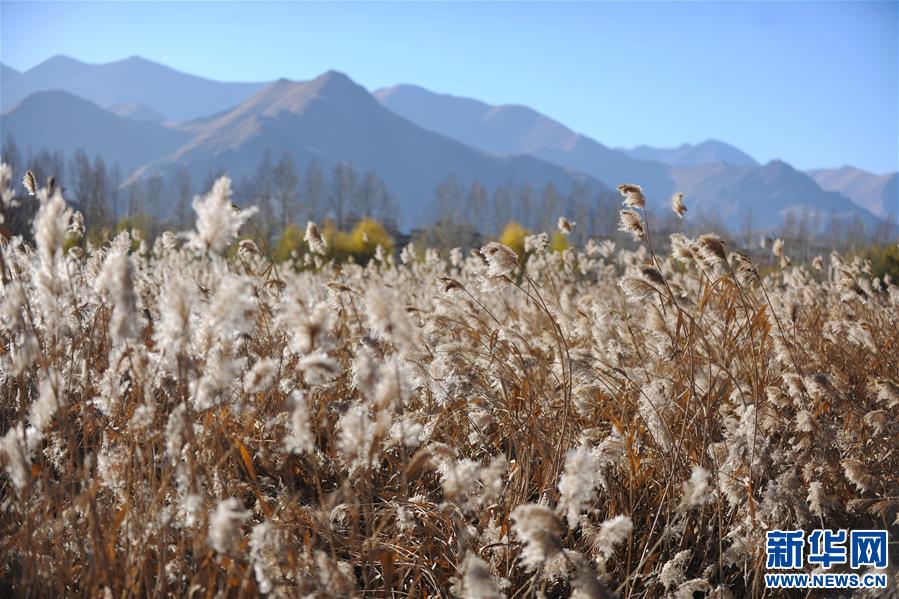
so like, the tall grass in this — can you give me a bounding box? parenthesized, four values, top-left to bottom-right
(1, 171, 897, 597)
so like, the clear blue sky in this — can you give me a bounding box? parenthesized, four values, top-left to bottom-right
(2, 1, 897, 173)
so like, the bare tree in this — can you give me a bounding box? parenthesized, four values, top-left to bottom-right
(740, 207, 754, 250)
(356, 170, 396, 223)
(203, 166, 227, 194)
(145, 174, 164, 223)
(128, 180, 145, 219)
(2, 136, 22, 179)
(827, 211, 844, 249)
(435, 175, 463, 226)
(88, 155, 113, 227)
(69, 149, 93, 216)
(330, 163, 359, 229)
(538, 183, 561, 233)
(797, 209, 812, 263)
(517, 183, 534, 230)
(490, 184, 515, 234)
(781, 211, 798, 244)
(249, 151, 276, 237)
(1, 137, 33, 238)
(302, 161, 325, 223)
(873, 215, 896, 245)
(464, 180, 487, 228)
(273, 152, 299, 230)
(109, 163, 121, 221)
(171, 167, 193, 230)
(845, 214, 865, 251)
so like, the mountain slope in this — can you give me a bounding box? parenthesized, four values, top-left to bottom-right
(377, 82, 883, 232)
(668, 160, 883, 230)
(0, 90, 189, 173)
(107, 102, 167, 124)
(1, 63, 20, 88)
(375, 84, 677, 203)
(2, 55, 265, 122)
(807, 166, 898, 222)
(135, 72, 611, 227)
(619, 140, 758, 167)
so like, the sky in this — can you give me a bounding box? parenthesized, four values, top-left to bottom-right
(1, 1, 897, 174)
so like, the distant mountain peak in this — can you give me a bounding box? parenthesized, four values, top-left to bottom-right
(106, 101, 167, 123)
(319, 69, 352, 80)
(261, 77, 300, 91)
(1, 62, 22, 77)
(114, 55, 155, 67)
(755, 159, 804, 184)
(227, 71, 371, 122)
(8, 88, 90, 110)
(254, 70, 363, 96)
(619, 139, 758, 167)
(831, 164, 871, 176)
(808, 165, 898, 222)
(36, 54, 84, 68)
(762, 159, 792, 171)
(376, 83, 479, 101)
(309, 69, 364, 94)
(4, 54, 266, 122)
(1, 89, 188, 173)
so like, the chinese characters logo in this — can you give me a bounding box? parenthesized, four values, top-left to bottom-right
(766, 529, 888, 570)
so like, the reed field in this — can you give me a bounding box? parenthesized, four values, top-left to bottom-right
(1, 168, 897, 597)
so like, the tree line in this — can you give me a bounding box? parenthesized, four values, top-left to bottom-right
(2, 137, 894, 260)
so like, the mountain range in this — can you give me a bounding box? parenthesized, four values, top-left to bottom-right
(129, 72, 605, 226)
(1, 90, 188, 173)
(617, 141, 758, 168)
(1, 55, 265, 122)
(375, 84, 892, 230)
(1, 55, 896, 231)
(807, 166, 898, 223)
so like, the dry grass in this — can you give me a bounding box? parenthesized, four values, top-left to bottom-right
(1, 173, 897, 598)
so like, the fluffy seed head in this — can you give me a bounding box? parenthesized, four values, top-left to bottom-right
(305, 221, 327, 254)
(511, 504, 563, 571)
(23, 170, 37, 196)
(188, 176, 258, 254)
(680, 465, 712, 509)
(617, 209, 645, 241)
(617, 183, 645, 208)
(480, 242, 518, 277)
(671, 192, 687, 218)
(696, 234, 727, 265)
(594, 515, 632, 560)
(208, 498, 250, 553)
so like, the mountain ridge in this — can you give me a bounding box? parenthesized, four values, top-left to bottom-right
(375, 81, 886, 231)
(618, 140, 759, 167)
(127, 70, 612, 228)
(1, 54, 891, 233)
(1, 54, 266, 122)
(807, 166, 898, 223)
(0, 90, 189, 173)
(375, 83, 679, 205)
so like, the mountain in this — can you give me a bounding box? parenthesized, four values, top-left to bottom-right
(133, 72, 610, 227)
(106, 102, 167, 124)
(2, 57, 886, 234)
(807, 166, 898, 223)
(1, 63, 20, 88)
(667, 160, 882, 230)
(0, 90, 189, 173)
(376, 82, 883, 232)
(618, 140, 758, 167)
(1, 55, 265, 122)
(375, 83, 678, 203)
